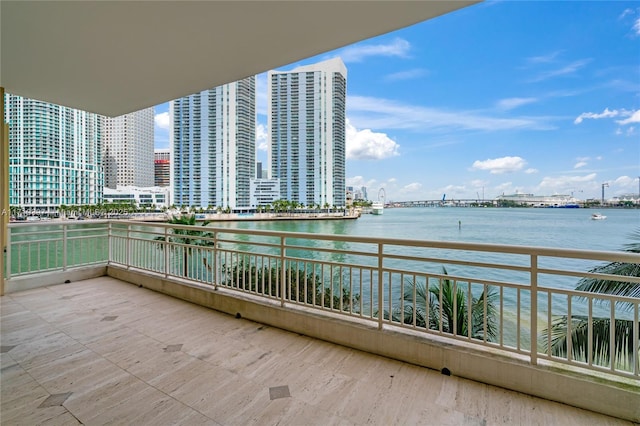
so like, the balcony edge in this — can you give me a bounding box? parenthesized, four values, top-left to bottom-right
(107, 265, 640, 423)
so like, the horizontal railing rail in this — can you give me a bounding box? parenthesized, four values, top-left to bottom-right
(7, 221, 110, 277)
(6, 220, 640, 379)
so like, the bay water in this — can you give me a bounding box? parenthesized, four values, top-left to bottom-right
(216, 207, 639, 253)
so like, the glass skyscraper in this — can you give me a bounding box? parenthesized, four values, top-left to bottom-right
(170, 77, 256, 209)
(268, 57, 347, 208)
(3, 94, 103, 216)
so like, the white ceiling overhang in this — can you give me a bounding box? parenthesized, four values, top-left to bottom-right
(1, 1, 479, 117)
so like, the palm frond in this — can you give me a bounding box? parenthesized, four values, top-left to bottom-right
(543, 315, 637, 367)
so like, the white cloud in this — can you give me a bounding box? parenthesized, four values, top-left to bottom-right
(471, 156, 527, 174)
(346, 119, 400, 160)
(348, 95, 551, 132)
(470, 179, 489, 187)
(526, 51, 562, 64)
(338, 38, 411, 63)
(574, 161, 587, 169)
(537, 173, 598, 193)
(402, 182, 422, 192)
(494, 182, 517, 195)
(529, 59, 591, 83)
(256, 123, 268, 151)
(524, 168, 538, 174)
(154, 112, 170, 130)
(616, 109, 640, 125)
(496, 97, 538, 110)
(574, 107, 620, 124)
(610, 176, 640, 195)
(346, 175, 378, 189)
(385, 68, 428, 82)
(441, 184, 468, 196)
(634, 17, 640, 35)
(613, 175, 636, 187)
(619, 8, 634, 19)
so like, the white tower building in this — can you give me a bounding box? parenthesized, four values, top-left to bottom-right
(170, 77, 256, 209)
(268, 57, 347, 208)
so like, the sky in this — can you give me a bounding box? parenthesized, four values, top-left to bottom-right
(154, 1, 640, 203)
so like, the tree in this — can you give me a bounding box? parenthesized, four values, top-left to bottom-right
(542, 229, 640, 368)
(391, 268, 498, 342)
(156, 214, 216, 278)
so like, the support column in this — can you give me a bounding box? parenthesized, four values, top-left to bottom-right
(1, 87, 7, 295)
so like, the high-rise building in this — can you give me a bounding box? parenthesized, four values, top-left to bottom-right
(256, 161, 263, 180)
(268, 57, 347, 208)
(103, 108, 154, 189)
(3, 94, 103, 216)
(154, 149, 170, 187)
(250, 178, 281, 207)
(171, 77, 256, 209)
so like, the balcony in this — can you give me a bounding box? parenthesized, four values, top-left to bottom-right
(2, 220, 639, 423)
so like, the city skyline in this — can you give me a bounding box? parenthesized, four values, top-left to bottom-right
(153, 1, 639, 202)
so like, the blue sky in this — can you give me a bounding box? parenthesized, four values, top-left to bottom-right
(154, 1, 640, 202)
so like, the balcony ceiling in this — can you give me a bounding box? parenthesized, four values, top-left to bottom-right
(1, 1, 478, 117)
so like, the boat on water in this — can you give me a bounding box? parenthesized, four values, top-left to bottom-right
(371, 188, 385, 215)
(590, 213, 607, 220)
(371, 202, 384, 215)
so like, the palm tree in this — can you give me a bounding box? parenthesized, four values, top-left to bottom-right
(156, 214, 216, 278)
(542, 229, 640, 367)
(393, 268, 498, 342)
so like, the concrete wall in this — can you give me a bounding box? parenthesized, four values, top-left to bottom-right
(5, 265, 107, 294)
(108, 265, 639, 422)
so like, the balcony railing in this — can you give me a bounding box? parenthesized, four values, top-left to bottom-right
(6, 220, 640, 380)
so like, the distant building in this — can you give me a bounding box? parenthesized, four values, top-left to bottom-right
(171, 77, 256, 209)
(268, 57, 346, 208)
(103, 108, 154, 189)
(346, 187, 354, 206)
(4, 94, 103, 216)
(103, 186, 170, 209)
(250, 178, 281, 208)
(154, 149, 170, 187)
(361, 186, 368, 201)
(495, 193, 580, 207)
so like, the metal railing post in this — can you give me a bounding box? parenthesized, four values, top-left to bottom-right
(280, 236, 286, 307)
(378, 243, 384, 330)
(107, 221, 112, 266)
(5, 228, 10, 281)
(164, 226, 169, 278)
(213, 231, 218, 290)
(530, 253, 538, 365)
(126, 224, 131, 269)
(62, 224, 68, 271)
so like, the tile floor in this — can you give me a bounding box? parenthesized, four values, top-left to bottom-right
(1, 277, 635, 425)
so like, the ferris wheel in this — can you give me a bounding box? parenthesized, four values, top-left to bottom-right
(378, 188, 386, 203)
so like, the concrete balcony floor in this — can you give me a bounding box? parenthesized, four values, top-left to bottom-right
(1, 277, 634, 425)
